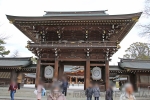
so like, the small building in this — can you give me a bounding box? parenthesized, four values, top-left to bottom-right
(0, 57, 36, 86)
(0, 72, 11, 86)
(110, 58, 150, 91)
(24, 73, 36, 84)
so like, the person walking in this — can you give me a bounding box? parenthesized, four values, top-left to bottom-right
(8, 81, 17, 100)
(105, 83, 114, 100)
(120, 83, 136, 100)
(62, 78, 68, 96)
(119, 81, 122, 91)
(72, 82, 74, 86)
(93, 83, 100, 100)
(37, 80, 44, 100)
(41, 87, 46, 96)
(85, 82, 93, 100)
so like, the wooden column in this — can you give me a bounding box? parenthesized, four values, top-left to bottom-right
(35, 58, 41, 87)
(85, 60, 90, 89)
(135, 73, 139, 92)
(105, 60, 109, 90)
(54, 59, 59, 79)
(130, 73, 136, 91)
(76, 77, 78, 84)
(84, 66, 86, 90)
(11, 70, 17, 81)
(70, 76, 72, 84)
(58, 63, 64, 79)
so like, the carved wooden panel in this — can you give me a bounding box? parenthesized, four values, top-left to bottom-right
(61, 31, 85, 41)
(46, 32, 58, 41)
(59, 52, 86, 59)
(59, 49, 86, 59)
(88, 31, 101, 41)
(41, 53, 49, 58)
(90, 53, 104, 59)
(48, 53, 55, 58)
(41, 52, 55, 59)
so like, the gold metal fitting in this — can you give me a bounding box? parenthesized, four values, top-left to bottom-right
(132, 16, 139, 22)
(117, 44, 121, 49)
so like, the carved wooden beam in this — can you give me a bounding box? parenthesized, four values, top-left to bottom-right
(41, 63, 54, 65)
(90, 64, 105, 66)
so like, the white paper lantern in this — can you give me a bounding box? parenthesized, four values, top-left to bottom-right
(44, 66, 53, 79)
(92, 67, 101, 80)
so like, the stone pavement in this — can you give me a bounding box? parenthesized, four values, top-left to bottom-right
(0, 96, 149, 100)
(0, 87, 150, 100)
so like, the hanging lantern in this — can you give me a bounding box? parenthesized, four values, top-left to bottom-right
(44, 66, 53, 79)
(92, 67, 101, 80)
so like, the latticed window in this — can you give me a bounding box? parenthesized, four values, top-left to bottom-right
(140, 75, 150, 83)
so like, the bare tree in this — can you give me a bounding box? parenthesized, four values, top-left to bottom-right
(0, 22, 11, 40)
(123, 42, 150, 60)
(144, 0, 150, 16)
(11, 50, 20, 57)
(139, 0, 150, 38)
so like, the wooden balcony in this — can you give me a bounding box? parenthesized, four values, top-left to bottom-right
(28, 41, 117, 49)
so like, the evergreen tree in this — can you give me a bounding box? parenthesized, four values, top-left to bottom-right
(0, 39, 10, 57)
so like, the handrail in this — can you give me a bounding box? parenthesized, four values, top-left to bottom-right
(42, 41, 117, 43)
(28, 42, 117, 48)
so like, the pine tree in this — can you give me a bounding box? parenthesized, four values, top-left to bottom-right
(0, 39, 10, 57)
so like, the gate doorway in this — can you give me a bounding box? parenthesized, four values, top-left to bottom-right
(58, 61, 86, 89)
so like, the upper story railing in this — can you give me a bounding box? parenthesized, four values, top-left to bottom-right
(27, 41, 118, 48)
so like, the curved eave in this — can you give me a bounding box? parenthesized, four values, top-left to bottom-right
(6, 12, 142, 42)
(6, 12, 142, 21)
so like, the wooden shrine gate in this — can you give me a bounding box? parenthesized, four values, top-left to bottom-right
(36, 58, 109, 90)
(6, 10, 142, 90)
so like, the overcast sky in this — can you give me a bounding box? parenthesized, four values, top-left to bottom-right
(0, 0, 148, 65)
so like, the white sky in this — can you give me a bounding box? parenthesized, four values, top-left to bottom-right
(0, 0, 148, 65)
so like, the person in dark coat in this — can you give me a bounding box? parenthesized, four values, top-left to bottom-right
(119, 81, 122, 90)
(93, 83, 100, 100)
(8, 81, 17, 100)
(62, 78, 68, 96)
(105, 83, 114, 100)
(85, 82, 93, 100)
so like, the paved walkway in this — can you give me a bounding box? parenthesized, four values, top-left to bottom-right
(0, 96, 149, 100)
(0, 87, 150, 100)
(24, 84, 85, 90)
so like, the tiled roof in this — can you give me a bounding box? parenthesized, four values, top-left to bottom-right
(118, 62, 150, 69)
(25, 64, 36, 69)
(6, 12, 142, 21)
(118, 58, 150, 69)
(109, 65, 122, 70)
(44, 10, 108, 16)
(25, 73, 36, 78)
(0, 57, 32, 67)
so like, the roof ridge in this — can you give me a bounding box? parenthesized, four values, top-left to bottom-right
(44, 10, 108, 12)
